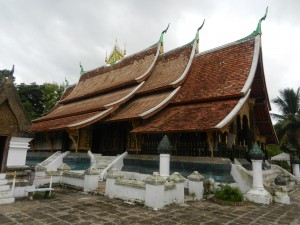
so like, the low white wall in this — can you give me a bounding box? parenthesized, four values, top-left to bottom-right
(62, 175, 84, 188)
(106, 170, 187, 210)
(33, 170, 99, 192)
(115, 183, 146, 201)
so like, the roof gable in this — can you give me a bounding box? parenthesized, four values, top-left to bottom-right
(0, 78, 31, 136)
(173, 37, 257, 104)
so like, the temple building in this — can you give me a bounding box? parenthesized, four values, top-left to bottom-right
(31, 11, 277, 160)
(0, 69, 32, 172)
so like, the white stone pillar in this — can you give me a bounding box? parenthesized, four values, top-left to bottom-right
(145, 172, 165, 210)
(252, 160, 264, 190)
(292, 164, 300, 180)
(105, 168, 124, 198)
(245, 159, 272, 204)
(83, 167, 100, 192)
(159, 154, 170, 179)
(168, 172, 185, 203)
(187, 171, 204, 200)
(7, 137, 32, 167)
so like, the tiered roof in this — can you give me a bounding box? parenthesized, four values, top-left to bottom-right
(31, 16, 276, 143)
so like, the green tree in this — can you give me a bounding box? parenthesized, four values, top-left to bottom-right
(272, 88, 300, 154)
(0, 66, 15, 82)
(17, 82, 44, 120)
(17, 82, 64, 120)
(41, 83, 64, 114)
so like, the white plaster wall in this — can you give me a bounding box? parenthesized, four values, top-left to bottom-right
(83, 175, 99, 192)
(62, 176, 84, 188)
(145, 184, 164, 209)
(115, 184, 145, 201)
(163, 188, 176, 205)
(105, 178, 115, 198)
(175, 183, 185, 203)
(7, 137, 32, 166)
(188, 180, 204, 200)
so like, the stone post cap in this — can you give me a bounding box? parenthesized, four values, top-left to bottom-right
(248, 143, 265, 160)
(35, 164, 47, 172)
(187, 171, 204, 182)
(167, 172, 186, 183)
(57, 163, 71, 172)
(145, 172, 165, 185)
(107, 168, 124, 179)
(84, 167, 100, 175)
(291, 156, 300, 164)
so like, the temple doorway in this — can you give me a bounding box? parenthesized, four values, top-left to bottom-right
(0, 136, 9, 172)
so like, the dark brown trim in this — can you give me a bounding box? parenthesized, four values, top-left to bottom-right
(1, 136, 11, 173)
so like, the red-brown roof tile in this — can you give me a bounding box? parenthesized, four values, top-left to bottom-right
(62, 45, 159, 103)
(131, 99, 240, 133)
(31, 111, 101, 132)
(35, 85, 140, 122)
(106, 90, 177, 122)
(173, 38, 255, 104)
(137, 44, 193, 94)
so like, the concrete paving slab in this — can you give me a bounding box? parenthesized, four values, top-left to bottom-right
(0, 185, 299, 224)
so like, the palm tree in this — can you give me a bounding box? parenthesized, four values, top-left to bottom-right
(272, 88, 300, 154)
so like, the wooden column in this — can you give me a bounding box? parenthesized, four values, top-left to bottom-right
(207, 132, 214, 158)
(68, 129, 79, 152)
(248, 98, 256, 144)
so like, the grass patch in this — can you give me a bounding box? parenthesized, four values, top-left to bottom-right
(32, 191, 56, 199)
(215, 184, 243, 202)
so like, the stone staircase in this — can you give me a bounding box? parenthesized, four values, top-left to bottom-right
(36, 151, 70, 171)
(39, 151, 62, 167)
(93, 154, 117, 172)
(0, 174, 14, 205)
(263, 167, 297, 195)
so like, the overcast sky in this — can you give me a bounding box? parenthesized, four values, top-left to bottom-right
(0, 0, 299, 114)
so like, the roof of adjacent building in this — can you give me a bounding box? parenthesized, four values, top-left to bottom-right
(31, 24, 276, 143)
(0, 76, 31, 137)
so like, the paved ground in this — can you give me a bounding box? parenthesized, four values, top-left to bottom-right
(1, 185, 300, 225)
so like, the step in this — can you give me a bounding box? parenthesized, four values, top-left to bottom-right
(0, 179, 8, 185)
(0, 185, 10, 192)
(0, 191, 13, 198)
(0, 197, 15, 205)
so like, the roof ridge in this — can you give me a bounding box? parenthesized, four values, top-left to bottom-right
(81, 43, 159, 76)
(196, 35, 256, 57)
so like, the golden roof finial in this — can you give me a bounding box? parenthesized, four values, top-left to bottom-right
(105, 38, 125, 65)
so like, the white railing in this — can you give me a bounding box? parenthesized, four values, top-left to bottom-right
(99, 151, 128, 180)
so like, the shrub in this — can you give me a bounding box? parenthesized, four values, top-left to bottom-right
(215, 184, 243, 202)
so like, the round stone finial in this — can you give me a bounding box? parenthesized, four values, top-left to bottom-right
(157, 135, 172, 154)
(167, 172, 186, 183)
(187, 171, 204, 182)
(145, 172, 165, 185)
(248, 143, 265, 160)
